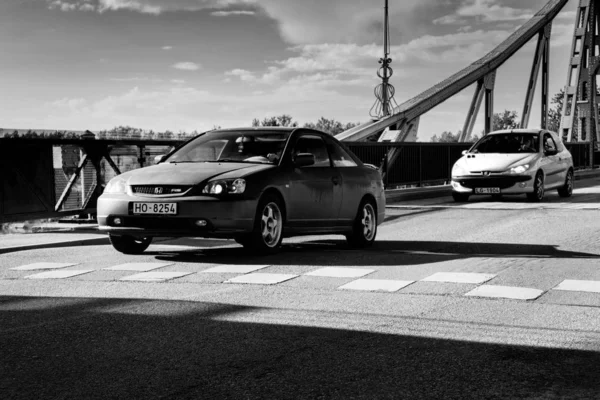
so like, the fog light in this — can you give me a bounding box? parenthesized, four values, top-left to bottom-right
(519, 182, 527, 188)
(195, 219, 208, 227)
(113, 217, 122, 226)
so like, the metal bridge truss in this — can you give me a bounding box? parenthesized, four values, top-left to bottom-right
(337, 0, 570, 156)
(560, 0, 600, 148)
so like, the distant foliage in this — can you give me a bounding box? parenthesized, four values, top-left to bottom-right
(251, 115, 358, 135)
(1, 129, 83, 139)
(252, 115, 298, 128)
(493, 109, 520, 130)
(304, 117, 359, 135)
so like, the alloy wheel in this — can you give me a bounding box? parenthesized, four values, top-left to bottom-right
(260, 202, 282, 248)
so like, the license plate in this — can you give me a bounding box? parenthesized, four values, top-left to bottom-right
(475, 188, 500, 194)
(132, 203, 177, 215)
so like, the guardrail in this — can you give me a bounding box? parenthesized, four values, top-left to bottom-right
(1, 138, 597, 223)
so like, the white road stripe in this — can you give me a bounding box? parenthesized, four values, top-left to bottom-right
(554, 280, 600, 293)
(11, 263, 78, 271)
(422, 272, 496, 284)
(201, 265, 268, 274)
(120, 272, 193, 282)
(339, 279, 414, 292)
(103, 262, 173, 272)
(465, 285, 544, 300)
(24, 270, 94, 279)
(226, 273, 298, 285)
(305, 267, 375, 278)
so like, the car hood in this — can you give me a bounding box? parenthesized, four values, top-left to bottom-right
(121, 162, 275, 185)
(458, 153, 537, 172)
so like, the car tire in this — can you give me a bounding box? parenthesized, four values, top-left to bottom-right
(558, 169, 574, 198)
(452, 192, 470, 202)
(346, 199, 377, 248)
(246, 194, 284, 254)
(109, 234, 152, 254)
(527, 172, 545, 202)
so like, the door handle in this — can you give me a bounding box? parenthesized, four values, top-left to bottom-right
(332, 177, 339, 185)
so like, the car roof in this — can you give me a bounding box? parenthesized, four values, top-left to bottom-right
(488, 129, 544, 135)
(214, 127, 298, 133)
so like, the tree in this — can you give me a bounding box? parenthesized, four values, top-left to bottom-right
(547, 88, 564, 133)
(493, 109, 520, 130)
(252, 115, 298, 127)
(304, 117, 359, 135)
(431, 131, 459, 143)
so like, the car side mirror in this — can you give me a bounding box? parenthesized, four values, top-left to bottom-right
(154, 154, 166, 164)
(462, 150, 468, 156)
(294, 153, 315, 168)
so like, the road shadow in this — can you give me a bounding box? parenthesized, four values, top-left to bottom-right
(2, 295, 600, 399)
(151, 239, 600, 267)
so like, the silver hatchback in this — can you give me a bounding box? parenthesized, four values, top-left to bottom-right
(451, 129, 574, 202)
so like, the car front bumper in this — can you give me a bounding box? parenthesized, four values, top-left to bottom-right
(97, 193, 257, 238)
(451, 174, 533, 194)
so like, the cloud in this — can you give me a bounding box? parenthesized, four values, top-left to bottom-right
(46, 0, 428, 45)
(162, 46, 173, 50)
(42, 85, 369, 132)
(225, 29, 513, 90)
(46, 0, 256, 14)
(172, 62, 201, 71)
(211, 10, 255, 16)
(434, 0, 533, 25)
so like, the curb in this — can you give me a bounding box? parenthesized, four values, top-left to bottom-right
(0, 236, 109, 255)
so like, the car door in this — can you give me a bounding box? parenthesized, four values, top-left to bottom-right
(285, 134, 342, 228)
(541, 132, 561, 187)
(324, 137, 365, 225)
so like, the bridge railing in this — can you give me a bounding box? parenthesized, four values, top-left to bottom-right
(347, 142, 597, 190)
(1, 138, 597, 223)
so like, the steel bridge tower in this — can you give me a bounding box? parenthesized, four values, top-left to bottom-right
(560, 0, 600, 154)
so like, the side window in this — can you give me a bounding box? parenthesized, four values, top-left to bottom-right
(293, 135, 331, 167)
(543, 134, 557, 152)
(327, 142, 358, 167)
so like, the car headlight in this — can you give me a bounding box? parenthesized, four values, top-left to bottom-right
(452, 163, 467, 177)
(104, 177, 128, 194)
(202, 178, 246, 195)
(509, 164, 530, 174)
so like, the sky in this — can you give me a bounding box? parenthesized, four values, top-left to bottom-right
(0, 0, 580, 140)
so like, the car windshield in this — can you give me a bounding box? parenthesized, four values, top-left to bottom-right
(166, 130, 291, 164)
(470, 133, 540, 154)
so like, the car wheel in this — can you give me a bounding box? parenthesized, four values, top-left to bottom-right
(527, 172, 545, 202)
(346, 199, 377, 248)
(558, 169, 574, 198)
(247, 194, 284, 254)
(452, 192, 470, 202)
(109, 234, 152, 254)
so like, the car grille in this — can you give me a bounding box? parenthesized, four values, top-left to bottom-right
(455, 176, 531, 189)
(131, 185, 192, 196)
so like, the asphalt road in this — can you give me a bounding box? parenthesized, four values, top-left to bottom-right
(2, 180, 600, 399)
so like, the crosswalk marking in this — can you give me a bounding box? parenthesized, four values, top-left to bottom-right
(24, 270, 93, 279)
(422, 272, 496, 285)
(339, 279, 414, 292)
(226, 273, 298, 285)
(103, 262, 173, 272)
(305, 267, 375, 278)
(554, 280, 600, 293)
(201, 265, 268, 274)
(120, 272, 193, 282)
(465, 285, 544, 300)
(11, 262, 78, 271)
